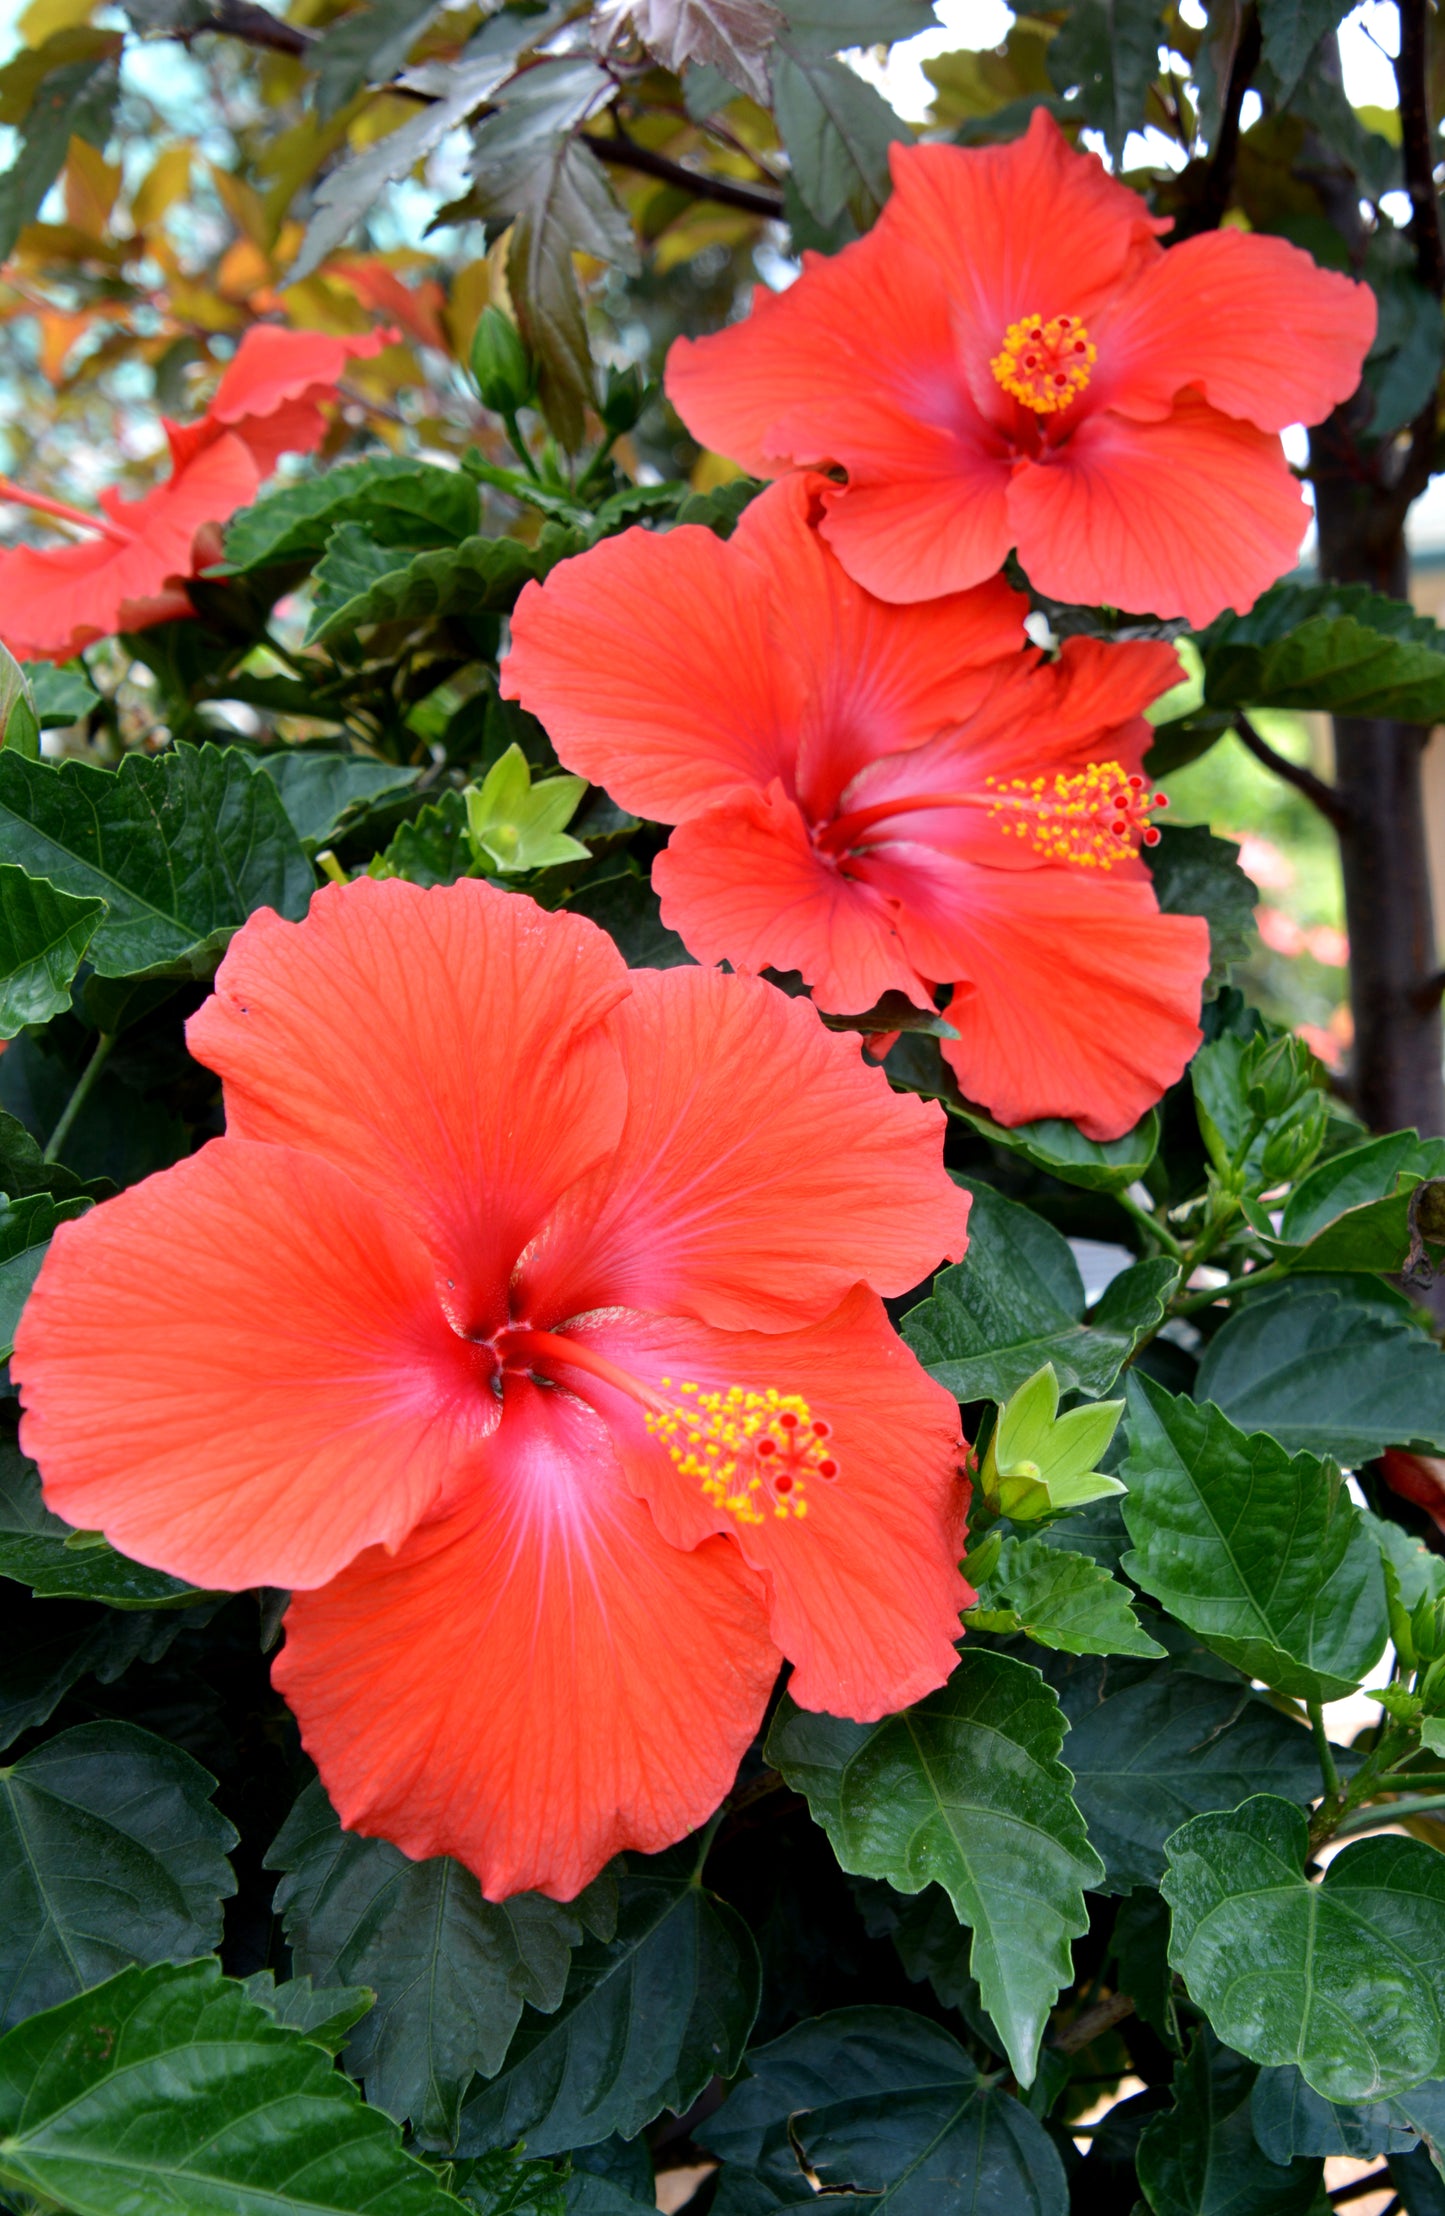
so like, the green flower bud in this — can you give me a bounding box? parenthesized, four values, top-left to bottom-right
(470, 307, 535, 416)
(978, 1365, 1125, 1523)
(599, 364, 650, 436)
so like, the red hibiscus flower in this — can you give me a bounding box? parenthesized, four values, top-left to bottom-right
(0, 324, 390, 661)
(665, 111, 1376, 627)
(12, 878, 972, 1900)
(504, 473, 1211, 1141)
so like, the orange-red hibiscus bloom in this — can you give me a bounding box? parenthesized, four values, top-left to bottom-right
(0, 324, 389, 661)
(504, 474, 1211, 1141)
(13, 878, 972, 1900)
(665, 111, 1376, 627)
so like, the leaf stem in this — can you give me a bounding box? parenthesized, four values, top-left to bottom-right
(1332, 1791, 1445, 1837)
(1171, 1259, 1289, 1316)
(1308, 1700, 1342, 1800)
(43, 1032, 114, 1164)
(1115, 1188, 1188, 1262)
(501, 412, 543, 483)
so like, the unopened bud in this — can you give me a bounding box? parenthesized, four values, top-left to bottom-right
(470, 307, 535, 416)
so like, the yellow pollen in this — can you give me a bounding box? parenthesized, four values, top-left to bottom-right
(984, 759, 1168, 870)
(991, 311, 1096, 414)
(645, 1378, 839, 1526)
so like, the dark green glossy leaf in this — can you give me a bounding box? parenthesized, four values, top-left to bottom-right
(850, 1880, 1002, 2051)
(0, 1430, 199, 1608)
(1258, 0, 1352, 100)
(1041, 1650, 1330, 1894)
(1121, 1373, 1389, 1700)
(1193, 1278, 1445, 1460)
(311, 0, 445, 116)
(1201, 583, 1445, 723)
(0, 1102, 102, 1201)
(968, 1532, 1165, 1657)
(456, 1846, 759, 2157)
(772, 46, 905, 225)
(0, 1720, 237, 2028)
(255, 753, 421, 847)
(1163, 1796, 1445, 2100)
(240, 1971, 376, 2055)
(23, 661, 100, 731)
(766, 1650, 1102, 2085)
(1392, 2142, 1445, 2214)
(561, 864, 692, 969)
(225, 457, 480, 572)
(1137, 2030, 1327, 2216)
(1046, 0, 1165, 161)
(777, 0, 935, 50)
(1113, 1888, 1178, 2047)
(698, 2006, 1068, 2214)
(0, 742, 313, 979)
(0, 1189, 91, 1358)
(1145, 822, 1257, 995)
(902, 1181, 1177, 1403)
(454, 2146, 570, 2212)
(268, 1780, 616, 2148)
(0, 864, 104, 1032)
(0, 1957, 468, 2215)
(1261, 1131, 1445, 1272)
(371, 788, 475, 888)
(1250, 2064, 1419, 2161)
(308, 526, 586, 643)
(947, 1096, 1161, 1194)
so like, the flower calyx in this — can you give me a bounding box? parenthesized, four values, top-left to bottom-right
(978, 1363, 1124, 1522)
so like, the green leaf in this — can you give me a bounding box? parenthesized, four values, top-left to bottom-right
(771, 47, 906, 226)
(776, 0, 935, 51)
(0, 1190, 92, 1359)
(1120, 1373, 1389, 1701)
(1250, 2063, 1419, 2161)
(1137, 2030, 1328, 2216)
(698, 2006, 1068, 2213)
(0, 864, 105, 1033)
(293, 51, 516, 281)
(901, 1180, 1177, 1403)
(1191, 1028, 1327, 1192)
(0, 1957, 468, 2215)
(0, 1720, 237, 2028)
(850, 1880, 1000, 2045)
(1113, 1888, 1178, 2046)
(943, 1098, 1161, 1195)
(1046, 0, 1166, 162)
(0, 1428, 199, 1608)
(308, 527, 584, 643)
(0, 1104, 103, 1201)
(0, 36, 120, 261)
(240, 1971, 377, 2055)
(311, 0, 445, 116)
(1042, 1650, 1330, 1894)
(968, 1532, 1165, 1657)
(456, 1846, 760, 2157)
(1258, 0, 1352, 101)
(0, 742, 313, 980)
(268, 1780, 616, 2149)
(1162, 1795, 1445, 2101)
(255, 753, 422, 847)
(1200, 583, 1445, 723)
(1145, 821, 1257, 995)
(0, 1591, 190, 1752)
(23, 661, 100, 732)
(371, 789, 475, 888)
(0, 645, 39, 759)
(1361, 1507, 1445, 1612)
(1193, 1278, 1445, 1460)
(765, 1650, 1103, 2086)
(561, 863, 692, 969)
(1260, 1131, 1445, 1273)
(454, 2147, 570, 2213)
(225, 457, 481, 572)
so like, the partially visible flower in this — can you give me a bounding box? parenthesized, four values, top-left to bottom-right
(13, 879, 972, 1900)
(504, 473, 1210, 1140)
(0, 324, 389, 661)
(665, 111, 1375, 627)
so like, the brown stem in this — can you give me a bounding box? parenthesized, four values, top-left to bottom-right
(1174, 3, 1262, 238)
(1233, 711, 1352, 830)
(580, 129, 782, 217)
(1052, 1992, 1135, 2054)
(1395, 0, 1445, 296)
(189, 0, 313, 54)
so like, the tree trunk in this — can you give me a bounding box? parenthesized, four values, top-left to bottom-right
(1310, 441, 1445, 1138)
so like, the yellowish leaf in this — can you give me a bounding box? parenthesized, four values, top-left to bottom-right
(18, 0, 95, 48)
(130, 145, 191, 232)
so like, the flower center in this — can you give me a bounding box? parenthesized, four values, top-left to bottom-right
(817, 760, 1167, 871)
(495, 1328, 837, 1526)
(985, 762, 1167, 868)
(645, 1380, 837, 1525)
(990, 312, 1096, 415)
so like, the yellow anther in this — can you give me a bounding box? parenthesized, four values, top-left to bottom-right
(991, 311, 1096, 414)
(644, 1382, 838, 1525)
(983, 760, 1167, 870)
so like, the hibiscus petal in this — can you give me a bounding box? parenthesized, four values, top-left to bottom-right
(918, 868, 1211, 1139)
(187, 880, 630, 1335)
(577, 1283, 970, 1720)
(1097, 228, 1377, 433)
(654, 783, 931, 1012)
(517, 965, 969, 1333)
(501, 508, 802, 821)
(813, 443, 1016, 604)
(12, 1137, 483, 1592)
(276, 1380, 779, 1900)
(1007, 395, 1310, 627)
(210, 326, 390, 434)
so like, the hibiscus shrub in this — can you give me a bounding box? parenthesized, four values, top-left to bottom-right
(5, 8, 1445, 2216)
